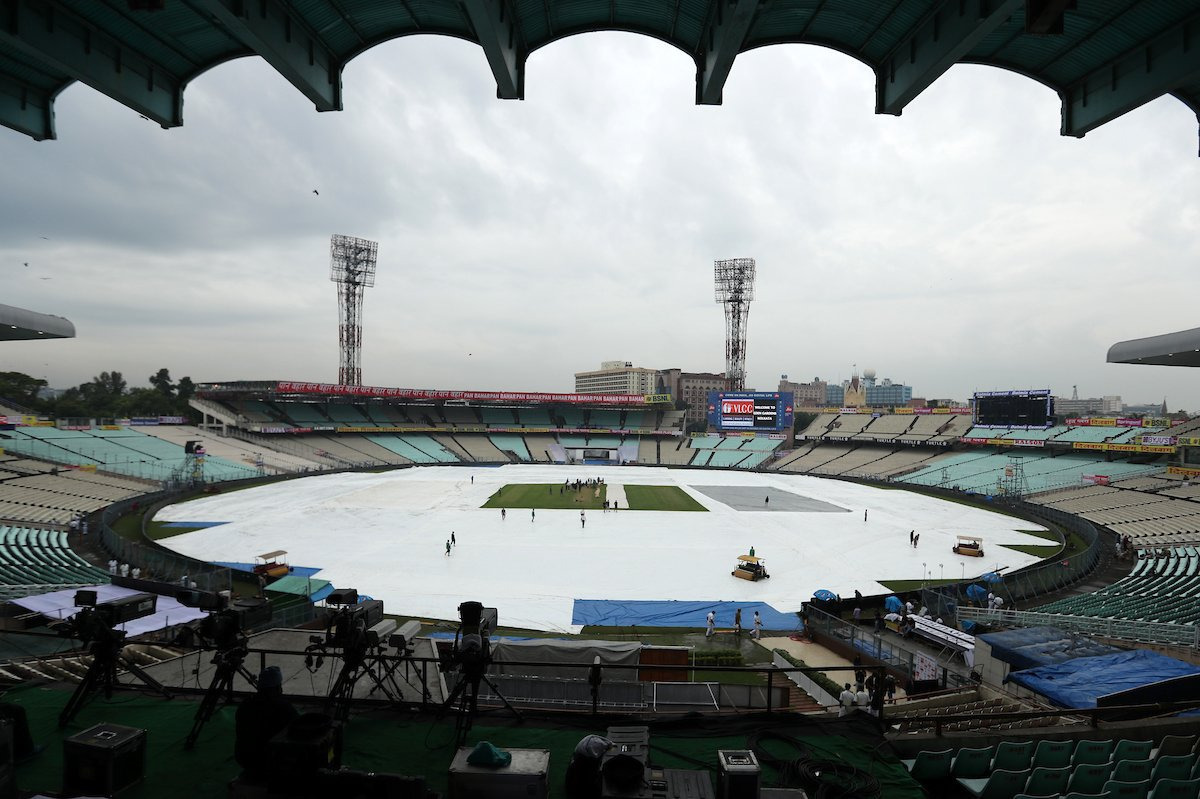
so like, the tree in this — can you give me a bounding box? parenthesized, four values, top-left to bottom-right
(0, 371, 48, 410)
(176, 376, 195, 401)
(793, 412, 818, 436)
(149, 368, 175, 397)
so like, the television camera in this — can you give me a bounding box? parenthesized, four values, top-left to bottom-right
(182, 594, 274, 748)
(440, 601, 520, 746)
(304, 589, 401, 722)
(53, 590, 171, 727)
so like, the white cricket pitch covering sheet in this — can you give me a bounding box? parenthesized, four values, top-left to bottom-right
(154, 465, 1049, 633)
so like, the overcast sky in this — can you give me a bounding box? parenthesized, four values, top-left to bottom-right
(3, 34, 1199, 410)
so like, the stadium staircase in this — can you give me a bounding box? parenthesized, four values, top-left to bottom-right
(0, 642, 181, 688)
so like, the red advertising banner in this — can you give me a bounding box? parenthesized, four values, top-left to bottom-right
(273, 381, 647, 405)
(1082, 474, 1110, 485)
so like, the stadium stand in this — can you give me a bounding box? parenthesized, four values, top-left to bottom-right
(557, 408, 585, 428)
(658, 438, 692, 465)
(325, 404, 371, 425)
(440, 405, 479, 426)
(824, 414, 873, 438)
(858, 414, 915, 439)
(480, 407, 515, 426)
(1034, 548, 1200, 624)
(0, 525, 109, 600)
(401, 435, 460, 463)
(522, 434, 556, 462)
(449, 434, 508, 462)
(637, 437, 658, 464)
(588, 409, 622, 428)
(810, 445, 907, 476)
(489, 434, 531, 461)
(368, 435, 433, 464)
(139, 425, 324, 473)
(276, 403, 332, 425)
(516, 407, 552, 427)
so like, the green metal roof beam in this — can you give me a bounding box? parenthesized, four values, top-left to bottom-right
(696, 0, 760, 105)
(0, 0, 182, 128)
(1061, 15, 1200, 142)
(460, 0, 523, 99)
(0, 71, 55, 140)
(876, 0, 1022, 116)
(192, 0, 342, 112)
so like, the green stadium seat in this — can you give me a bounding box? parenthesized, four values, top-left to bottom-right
(1073, 741, 1115, 767)
(1026, 766, 1071, 797)
(1113, 760, 1155, 784)
(957, 768, 1032, 799)
(902, 748, 953, 781)
(992, 740, 1035, 772)
(1149, 778, 1200, 799)
(1104, 779, 1151, 799)
(1032, 740, 1074, 769)
(1068, 763, 1114, 795)
(1154, 737, 1198, 760)
(1151, 757, 1195, 787)
(953, 746, 996, 778)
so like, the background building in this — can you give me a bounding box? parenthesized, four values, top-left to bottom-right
(574, 361, 659, 395)
(779, 375, 827, 407)
(1054, 393, 1123, 417)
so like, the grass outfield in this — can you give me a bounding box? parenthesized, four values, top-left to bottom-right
(480, 483, 707, 511)
(623, 484, 707, 511)
(481, 483, 608, 510)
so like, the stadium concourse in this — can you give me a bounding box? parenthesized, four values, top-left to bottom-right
(153, 464, 1048, 632)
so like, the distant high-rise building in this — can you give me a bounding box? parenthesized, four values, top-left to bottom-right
(1055, 394, 1123, 416)
(575, 361, 659, 395)
(779, 376, 827, 407)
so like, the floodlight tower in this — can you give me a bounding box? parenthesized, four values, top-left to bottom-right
(714, 258, 756, 391)
(330, 235, 379, 386)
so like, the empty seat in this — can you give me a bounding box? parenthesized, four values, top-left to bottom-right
(1068, 762, 1114, 795)
(1113, 760, 1155, 784)
(901, 748, 953, 781)
(953, 746, 996, 778)
(1103, 779, 1151, 799)
(1113, 741, 1154, 763)
(1025, 766, 1070, 797)
(957, 768, 1032, 799)
(1152, 756, 1195, 787)
(992, 740, 1035, 772)
(1072, 740, 1115, 766)
(1154, 737, 1199, 760)
(1032, 740, 1074, 770)
(1149, 777, 1200, 799)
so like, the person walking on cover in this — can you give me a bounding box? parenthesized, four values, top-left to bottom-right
(445, 540, 451, 556)
(705, 610, 715, 638)
(531, 509, 535, 521)
(752, 611, 763, 640)
(734, 608, 742, 635)
(501, 508, 506, 520)
(451, 531, 456, 547)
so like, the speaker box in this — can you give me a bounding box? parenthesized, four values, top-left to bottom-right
(63, 723, 146, 796)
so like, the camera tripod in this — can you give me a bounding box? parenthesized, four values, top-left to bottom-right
(441, 660, 522, 748)
(184, 642, 257, 749)
(59, 630, 173, 728)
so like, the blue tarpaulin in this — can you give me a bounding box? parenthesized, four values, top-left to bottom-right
(1009, 649, 1200, 708)
(812, 590, 836, 601)
(979, 626, 1121, 671)
(884, 596, 903, 613)
(571, 600, 797, 630)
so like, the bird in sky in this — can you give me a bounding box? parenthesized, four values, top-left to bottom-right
(23, 262, 28, 267)
(40, 236, 48, 240)
(38, 277, 51, 280)
(313, 189, 319, 195)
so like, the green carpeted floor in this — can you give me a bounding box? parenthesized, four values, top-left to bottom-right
(8, 683, 922, 798)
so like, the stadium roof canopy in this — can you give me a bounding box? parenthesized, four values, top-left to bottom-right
(3, 2, 1199, 150)
(1108, 326, 1200, 368)
(0, 302, 75, 341)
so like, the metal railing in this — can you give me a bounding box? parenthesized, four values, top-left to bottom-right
(801, 606, 974, 691)
(959, 607, 1200, 650)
